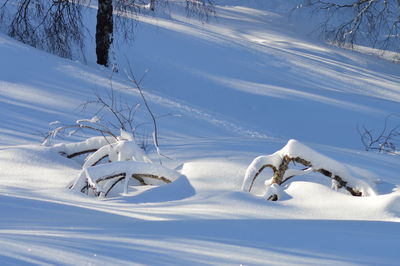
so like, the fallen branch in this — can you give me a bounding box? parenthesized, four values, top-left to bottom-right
(52, 136, 117, 161)
(249, 155, 362, 200)
(70, 160, 180, 197)
(80, 172, 172, 197)
(66, 149, 98, 159)
(243, 140, 373, 201)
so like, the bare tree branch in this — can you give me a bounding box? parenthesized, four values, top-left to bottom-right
(298, 0, 400, 58)
(124, 58, 171, 164)
(1, 0, 86, 59)
(359, 114, 400, 154)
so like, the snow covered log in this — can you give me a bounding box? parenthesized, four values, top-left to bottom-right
(242, 139, 375, 201)
(52, 136, 118, 159)
(81, 138, 151, 167)
(71, 161, 181, 197)
(52, 130, 151, 165)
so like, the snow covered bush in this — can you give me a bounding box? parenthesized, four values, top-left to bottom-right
(43, 83, 179, 197)
(242, 139, 376, 201)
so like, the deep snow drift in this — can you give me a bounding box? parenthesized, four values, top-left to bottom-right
(1, 0, 400, 265)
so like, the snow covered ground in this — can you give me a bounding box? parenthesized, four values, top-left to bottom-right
(1, 0, 400, 265)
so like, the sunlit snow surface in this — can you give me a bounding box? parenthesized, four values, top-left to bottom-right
(1, 0, 400, 265)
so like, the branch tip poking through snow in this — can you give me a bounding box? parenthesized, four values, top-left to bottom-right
(76, 116, 100, 124)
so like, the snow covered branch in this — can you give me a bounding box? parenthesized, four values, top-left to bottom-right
(52, 131, 180, 198)
(242, 140, 375, 201)
(70, 160, 179, 197)
(52, 136, 117, 159)
(43, 80, 156, 157)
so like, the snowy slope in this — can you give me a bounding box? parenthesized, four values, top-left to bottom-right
(1, 0, 400, 265)
(117, 1, 400, 148)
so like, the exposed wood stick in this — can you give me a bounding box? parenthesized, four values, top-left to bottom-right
(131, 174, 147, 185)
(96, 173, 126, 184)
(248, 164, 277, 192)
(66, 149, 98, 159)
(92, 155, 109, 167)
(133, 173, 172, 184)
(105, 176, 126, 197)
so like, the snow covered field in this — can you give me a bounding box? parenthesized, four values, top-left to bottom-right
(1, 0, 400, 265)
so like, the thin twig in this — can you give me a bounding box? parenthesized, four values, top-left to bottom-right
(124, 56, 166, 164)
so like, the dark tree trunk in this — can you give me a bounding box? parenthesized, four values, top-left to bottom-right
(96, 0, 113, 66)
(150, 0, 156, 11)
